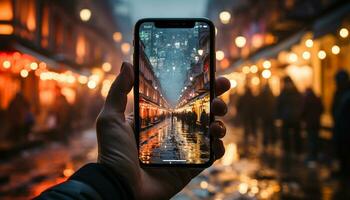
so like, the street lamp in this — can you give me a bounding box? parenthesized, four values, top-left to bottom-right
(113, 32, 123, 42)
(235, 36, 246, 48)
(102, 62, 112, 72)
(80, 8, 92, 22)
(121, 42, 131, 54)
(219, 11, 231, 24)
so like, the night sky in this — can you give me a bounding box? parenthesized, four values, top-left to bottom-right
(140, 24, 200, 107)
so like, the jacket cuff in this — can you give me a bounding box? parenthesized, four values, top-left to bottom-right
(69, 163, 135, 200)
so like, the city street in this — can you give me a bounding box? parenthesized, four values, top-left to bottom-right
(0, 119, 344, 200)
(173, 120, 342, 200)
(0, 129, 98, 200)
(140, 117, 210, 164)
(1, 0, 350, 199)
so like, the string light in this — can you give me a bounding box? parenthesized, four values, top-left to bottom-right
(121, 42, 131, 54)
(20, 69, 29, 78)
(318, 50, 326, 60)
(230, 79, 237, 89)
(216, 50, 225, 61)
(30, 62, 38, 70)
(235, 36, 246, 48)
(80, 9, 92, 22)
(262, 60, 271, 69)
(251, 77, 260, 85)
(287, 53, 298, 63)
(78, 75, 88, 84)
(305, 39, 314, 48)
(339, 28, 349, 38)
(242, 66, 250, 74)
(331, 45, 340, 55)
(250, 65, 258, 73)
(302, 51, 311, 60)
(262, 69, 271, 79)
(113, 32, 122, 42)
(2, 60, 11, 69)
(102, 62, 112, 72)
(87, 80, 97, 89)
(219, 11, 231, 24)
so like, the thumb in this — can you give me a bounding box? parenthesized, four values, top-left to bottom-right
(105, 62, 134, 113)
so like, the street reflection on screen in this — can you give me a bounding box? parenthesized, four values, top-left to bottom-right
(138, 22, 211, 164)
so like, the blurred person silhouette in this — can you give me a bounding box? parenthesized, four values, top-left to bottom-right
(301, 88, 323, 162)
(237, 86, 258, 153)
(36, 62, 230, 200)
(54, 91, 72, 144)
(191, 108, 198, 131)
(331, 70, 350, 183)
(277, 76, 303, 155)
(258, 84, 276, 149)
(200, 109, 208, 133)
(7, 92, 34, 143)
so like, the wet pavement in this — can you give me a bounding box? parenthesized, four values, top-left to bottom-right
(0, 119, 347, 199)
(140, 117, 210, 164)
(172, 121, 344, 200)
(0, 129, 98, 200)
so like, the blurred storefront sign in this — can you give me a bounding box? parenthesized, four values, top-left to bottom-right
(0, 0, 123, 145)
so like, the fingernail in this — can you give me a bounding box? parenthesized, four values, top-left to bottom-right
(216, 121, 224, 129)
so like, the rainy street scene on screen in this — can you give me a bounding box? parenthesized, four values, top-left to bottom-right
(138, 22, 211, 164)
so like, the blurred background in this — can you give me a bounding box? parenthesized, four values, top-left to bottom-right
(0, 0, 350, 199)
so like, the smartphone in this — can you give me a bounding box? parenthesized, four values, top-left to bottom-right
(134, 18, 215, 167)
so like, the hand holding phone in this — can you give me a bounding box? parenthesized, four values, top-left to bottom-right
(96, 60, 229, 199)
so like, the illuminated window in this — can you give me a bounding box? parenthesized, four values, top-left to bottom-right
(0, 0, 13, 21)
(41, 5, 50, 47)
(76, 34, 86, 63)
(26, 0, 36, 31)
(15, 0, 36, 38)
(54, 17, 64, 51)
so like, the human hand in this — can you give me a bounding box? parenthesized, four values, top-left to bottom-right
(96, 62, 230, 200)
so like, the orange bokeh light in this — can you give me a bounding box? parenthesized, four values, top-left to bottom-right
(220, 58, 230, 69)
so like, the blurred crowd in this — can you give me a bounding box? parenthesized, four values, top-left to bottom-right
(232, 69, 350, 183)
(0, 89, 104, 147)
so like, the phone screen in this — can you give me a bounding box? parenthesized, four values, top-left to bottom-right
(136, 20, 213, 165)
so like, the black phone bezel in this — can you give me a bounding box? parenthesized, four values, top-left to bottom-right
(133, 18, 216, 168)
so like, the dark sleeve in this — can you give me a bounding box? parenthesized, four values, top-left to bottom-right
(35, 163, 135, 200)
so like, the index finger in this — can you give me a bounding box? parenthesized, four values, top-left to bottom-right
(215, 77, 230, 96)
